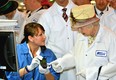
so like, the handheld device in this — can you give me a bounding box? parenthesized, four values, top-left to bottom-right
(40, 58, 47, 69)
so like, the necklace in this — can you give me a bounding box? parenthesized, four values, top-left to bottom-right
(88, 36, 96, 47)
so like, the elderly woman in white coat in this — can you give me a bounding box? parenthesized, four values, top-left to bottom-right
(50, 4, 116, 80)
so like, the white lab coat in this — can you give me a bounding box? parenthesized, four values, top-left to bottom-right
(38, 1, 77, 80)
(94, 5, 111, 18)
(60, 25, 116, 80)
(100, 8, 116, 34)
(17, 8, 46, 43)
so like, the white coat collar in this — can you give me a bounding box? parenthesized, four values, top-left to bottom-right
(107, 8, 116, 16)
(94, 24, 103, 43)
(29, 7, 42, 16)
(94, 24, 110, 44)
(95, 5, 109, 15)
(49, 0, 76, 16)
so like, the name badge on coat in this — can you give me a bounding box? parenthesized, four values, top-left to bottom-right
(95, 50, 107, 57)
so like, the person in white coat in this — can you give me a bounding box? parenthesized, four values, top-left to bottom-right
(0, 0, 25, 43)
(100, 0, 116, 34)
(38, 0, 77, 80)
(18, 0, 46, 43)
(51, 4, 116, 80)
(94, 0, 111, 18)
(0, 10, 25, 30)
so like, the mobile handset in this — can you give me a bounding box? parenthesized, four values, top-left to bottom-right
(40, 58, 47, 69)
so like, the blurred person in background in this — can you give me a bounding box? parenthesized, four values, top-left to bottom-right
(100, 0, 116, 34)
(94, 0, 111, 18)
(0, 0, 26, 43)
(18, 0, 46, 43)
(51, 4, 116, 80)
(38, 0, 77, 80)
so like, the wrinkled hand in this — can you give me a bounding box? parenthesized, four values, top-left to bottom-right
(39, 64, 50, 74)
(27, 56, 40, 71)
(50, 58, 63, 73)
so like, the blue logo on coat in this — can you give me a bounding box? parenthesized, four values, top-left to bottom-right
(95, 50, 107, 57)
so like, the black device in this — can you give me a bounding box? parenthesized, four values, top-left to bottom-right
(0, 30, 18, 78)
(40, 58, 47, 69)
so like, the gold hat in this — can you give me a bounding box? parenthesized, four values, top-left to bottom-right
(70, 4, 99, 30)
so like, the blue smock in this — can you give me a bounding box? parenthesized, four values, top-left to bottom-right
(5, 42, 60, 80)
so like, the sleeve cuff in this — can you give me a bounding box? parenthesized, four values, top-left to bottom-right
(25, 66, 30, 73)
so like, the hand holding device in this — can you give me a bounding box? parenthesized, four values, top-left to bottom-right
(26, 56, 40, 72)
(39, 64, 50, 74)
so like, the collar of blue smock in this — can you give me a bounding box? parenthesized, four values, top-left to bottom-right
(18, 42, 51, 57)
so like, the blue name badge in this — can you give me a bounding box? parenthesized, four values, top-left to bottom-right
(95, 50, 107, 57)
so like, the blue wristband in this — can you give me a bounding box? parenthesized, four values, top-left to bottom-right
(25, 66, 30, 72)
